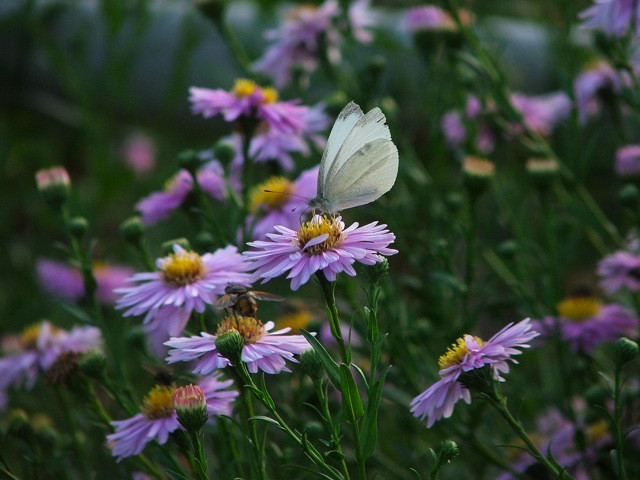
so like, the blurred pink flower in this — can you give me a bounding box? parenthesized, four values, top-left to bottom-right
(580, 0, 640, 37)
(122, 133, 156, 174)
(36, 258, 133, 305)
(574, 61, 620, 124)
(615, 145, 640, 177)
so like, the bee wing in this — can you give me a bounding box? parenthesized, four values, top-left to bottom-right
(215, 294, 237, 308)
(250, 291, 285, 302)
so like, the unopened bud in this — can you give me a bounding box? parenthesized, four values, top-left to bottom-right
(615, 337, 639, 366)
(7, 409, 31, 437)
(78, 351, 107, 381)
(438, 439, 460, 463)
(173, 384, 209, 432)
(215, 330, 244, 363)
(68, 216, 89, 239)
(120, 216, 145, 244)
(35, 166, 70, 209)
(300, 349, 324, 381)
(214, 142, 236, 165)
(178, 150, 202, 174)
(618, 184, 639, 208)
(363, 256, 390, 285)
(526, 157, 559, 190)
(462, 156, 495, 197)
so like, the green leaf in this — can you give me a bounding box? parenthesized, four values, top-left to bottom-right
(361, 365, 390, 459)
(301, 329, 341, 391)
(340, 363, 364, 424)
(248, 416, 284, 430)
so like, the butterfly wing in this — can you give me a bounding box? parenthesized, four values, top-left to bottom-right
(324, 137, 398, 211)
(318, 101, 364, 196)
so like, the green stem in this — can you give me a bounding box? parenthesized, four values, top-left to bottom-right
(219, 418, 247, 479)
(613, 364, 628, 480)
(485, 388, 576, 480)
(314, 380, 351, 480)
(235, 363, 344, 479)
(317, 274, 349, 364)
(188, 430, 209, 480)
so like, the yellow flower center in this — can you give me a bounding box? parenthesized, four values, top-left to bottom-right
(276, 310, 313, 333)
(261, 87, 279, 104)
(438, 335, 485, 370)
(557, 297, 601, 322)
(232, 78, 259, 98)
(20, 324, 43, 349)
(249, 177, 293, 213)
(216, 315, 267, 344)
(586, 420, 609, 442)
(160, 250, 206, 287)
(296, 216, 345, 255)
(141, 384, 177, 419)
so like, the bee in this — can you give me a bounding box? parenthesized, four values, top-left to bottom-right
(215, 285, 284, 317)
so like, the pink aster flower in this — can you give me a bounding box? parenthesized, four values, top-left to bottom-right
(574, 61, 621, 124)
(107, 374, 237, 461)
(406, 5, 456, 32)
(122, 133, 156, 175)
(598, 249, 640, 293)
(410, 318, 538, 428)
(36, 259, 133, 305)
(247, 166, 318, 240)
(615, 144, 640, 177)
(510, 91, 572, 136)
(244, 215, 398, 291)
(533, 297, 638, 353)
(253, 1, 375, 89)
(190, 79, 306, 134)
(165, 316, 311, 374)
(0, 321, 102, 391)
(579, 0, 640, 37)
(115, 245, 252, 346)
(136, 160, 227, 226)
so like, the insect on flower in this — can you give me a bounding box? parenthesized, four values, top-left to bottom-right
(214, 285, 284, 317)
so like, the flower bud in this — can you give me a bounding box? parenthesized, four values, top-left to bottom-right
(618, 184, 639, 208)
(363, 256, 389, 285)
(78, 351, 107, 381)
(68, 216, 89, 239)
(214, 141, 236, 165)
(173, 384, 208, 432)
(615, 337, 639, 366)
(161, 238, 191, 256)
(126, 327, 147, 351)
(438, 439, 460, 464)
(462, 156, 495, 197)
(35, 166, 70, 209)
(177, 150, 202, 175)
(7, 409, 31, 438)
(526, 157, 559, 191)
(300, 349, 324, 381)
(215, 330, 244, 363)
(120, 216, 145, 244)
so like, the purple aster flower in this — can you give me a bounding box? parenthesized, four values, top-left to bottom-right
(253, 1, 374, 89)
(247, 166, 318, 240)
(442, 110, 467, 148)
(615, 144, 640, 176)
(36, 259, 135, 305)
(579, 0, 640, 37)
(598, 247, 640, 293)
(406, 5, 456, 32)
(136, 161, 227, 226)
(574, 61, 621, 124)
(244, 215, 398, 291)
(410, 318, 538, 428)
(0, 321, 102, 391)
(108, 375, 237, 461)
(165, 317, 311, 374)
(533, 296, 638, 353)
(190, 79, 306, 134)
(115, 245, 252, 346)
(510, 91, 572, 136)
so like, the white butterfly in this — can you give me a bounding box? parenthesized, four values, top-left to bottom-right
(308, 101, 399, 214)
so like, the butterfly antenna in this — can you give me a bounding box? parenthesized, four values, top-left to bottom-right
(264, 189, 310, 201)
